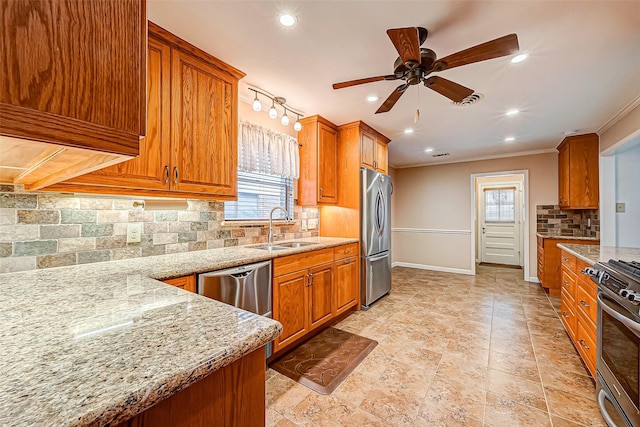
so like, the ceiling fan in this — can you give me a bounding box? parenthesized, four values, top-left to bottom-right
(332, 27, 519, 113)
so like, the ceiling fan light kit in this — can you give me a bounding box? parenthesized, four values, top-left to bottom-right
(249, 88, 304, 131)
(332, 27, 520, 114)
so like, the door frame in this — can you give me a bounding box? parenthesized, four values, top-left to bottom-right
(470, 170, 529, 281)
(477, 180, 524, 266)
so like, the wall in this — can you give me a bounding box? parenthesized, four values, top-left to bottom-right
(615, 142, 640, 247)
(0, 184, 319, 273)
(239, 100, 297, 137)
(600, 103, 640, 153)
(392, 152, 557, 278)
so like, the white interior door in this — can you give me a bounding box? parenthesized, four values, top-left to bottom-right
(479, 184, 523, 266)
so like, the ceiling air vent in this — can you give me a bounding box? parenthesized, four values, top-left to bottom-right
(432, 153, 450, 158)
(451, 93, 484, 106)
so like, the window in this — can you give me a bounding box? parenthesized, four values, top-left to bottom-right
(224, 170, 293, 220)
(484, 188, 515, 222)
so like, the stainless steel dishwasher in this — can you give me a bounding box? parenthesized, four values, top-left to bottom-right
(197, 260, 273, 358)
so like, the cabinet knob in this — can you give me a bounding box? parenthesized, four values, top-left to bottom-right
(344, 259, 352, 264)
(563, 257, 570, 262)
(344, 249, 351, 254)
(579, 339, 590, 350)
(561, 311, 570, 318)
(579, 299, 590, 308)
(563, 281, 570, 287)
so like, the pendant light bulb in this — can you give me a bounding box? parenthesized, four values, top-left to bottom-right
(293, 116, 302, 131)
(251, 92, 261, 112)
(281, 109, 289, 126)
(268, 100, 277, 119)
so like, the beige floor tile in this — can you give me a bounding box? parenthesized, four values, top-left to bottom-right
(539, 366, 596, 400)
(423, 373, 486, 422)
(330, 371, 373, 409)
(486, 368, 548, 411)
(359, 385, 423, 423)
(551, 415, 591, 426)
(286, 393, 354, 426)
(484, 391, 552, 427)
(436, 352, 488, 384)
(544, 386, 607, 427)
(416, 399, 483, 427)
(266, 373, 312, 415)
(488, 349, 540, 382)
(377, 358, 436, 397)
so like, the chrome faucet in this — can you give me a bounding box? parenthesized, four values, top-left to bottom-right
(268, 206, 289, 246)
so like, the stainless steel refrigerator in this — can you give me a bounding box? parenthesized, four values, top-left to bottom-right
(361, 168, 392, 309)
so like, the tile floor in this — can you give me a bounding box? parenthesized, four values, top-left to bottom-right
(266, 265, 607, 426)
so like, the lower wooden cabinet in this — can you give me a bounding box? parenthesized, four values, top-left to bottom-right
(559, 249, 597, 377)
(272, 243, 359, 355)
(537, 237, 598, 294)
(163, 274, 196, 293)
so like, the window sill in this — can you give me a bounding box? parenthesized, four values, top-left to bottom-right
(221, 220, 293, 227)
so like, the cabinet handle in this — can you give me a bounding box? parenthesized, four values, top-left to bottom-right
(344, 259, 353, 264)
(308, 273, 314, 286)
(561, 311, 570, 318)
(563, 281, 570, 287)
(344, 249, 351, 254)
(579, 339, 590, 350)
(319, 187, 323, 198)
(164, 166, 170, 183)
(563, 257, 570, 262)
(173, 167, 179, 184)
(374, 160, 377, 169)
(580, 299, 590, 308)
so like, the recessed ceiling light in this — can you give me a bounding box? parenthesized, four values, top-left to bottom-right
(511, 54, 528, 64)
(279, 14, 296, 27)
(366, 95, 378, 102)
(404, 128, 414, 134)
(425, 148, 434, 153)
(504, 137, 515, 142)
(506, 109, 519, 116)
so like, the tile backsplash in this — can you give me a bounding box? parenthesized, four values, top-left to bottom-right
(0, 185, 319, 273)
(536, 205, 599, 238)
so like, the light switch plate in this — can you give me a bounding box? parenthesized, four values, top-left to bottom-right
(616, 202, 626, 213)
(126, 223, 142, 243)
(307, 219, 318, 230)
(301, 219, 308, 230)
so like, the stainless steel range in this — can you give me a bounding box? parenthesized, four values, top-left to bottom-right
(584, 260, 640, 427)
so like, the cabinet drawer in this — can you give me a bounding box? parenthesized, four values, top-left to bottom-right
(560, 250, 576, 272)
(561, 267, 577, 298)
(273, 248, 334, 277)
(576, 311, 597, 377)
(560, 291, 577, 341)
(334, 243, 358, 260)
(576, 280, 597, 325)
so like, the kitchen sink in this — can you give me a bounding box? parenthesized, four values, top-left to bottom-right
(251, 244, 290, 251)
(277, 242, 318, 248)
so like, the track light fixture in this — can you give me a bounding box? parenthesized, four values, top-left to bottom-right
(248, 88, 304, 131)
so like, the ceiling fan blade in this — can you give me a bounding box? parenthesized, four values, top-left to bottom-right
(387, 27, 421, 69)
(332, 75, 397, 90)
(433, 33, 519, 71)
(375, 84, 409, 114)
(424, 76, 474, 102)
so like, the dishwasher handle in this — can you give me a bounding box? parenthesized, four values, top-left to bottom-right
(199, 260, 272, 278)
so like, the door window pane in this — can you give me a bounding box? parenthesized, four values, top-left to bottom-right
(485, 189, 515, 222)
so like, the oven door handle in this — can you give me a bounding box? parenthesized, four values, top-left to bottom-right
(598, 292, 640, 334)
(598, 389, 621, 427)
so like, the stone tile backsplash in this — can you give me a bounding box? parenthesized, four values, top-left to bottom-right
(536, 205, 599, 238)
(0, 185, 319, 273)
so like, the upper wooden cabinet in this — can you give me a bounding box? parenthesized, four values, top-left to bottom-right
(45, 22, 244, 200)
(360, 127, 390, 174)
(557, 133, 599, 209)
(0, 0, 147, 189)
(298, 115, 338, 206)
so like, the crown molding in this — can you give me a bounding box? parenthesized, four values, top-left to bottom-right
(391, 148, 557, 169)
(597, 94, 640, 135)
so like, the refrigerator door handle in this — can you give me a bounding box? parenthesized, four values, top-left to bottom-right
(368, 252, 390, 262)
(375, 188, 386, 236)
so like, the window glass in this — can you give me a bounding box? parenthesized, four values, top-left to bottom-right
(224, 170, 293, 220)
(485, 189, 515, 222)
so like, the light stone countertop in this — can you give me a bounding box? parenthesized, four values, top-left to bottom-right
(0, 236, 357, 427)
(535, 232, 600, 242)
(557, 244, 640, 265)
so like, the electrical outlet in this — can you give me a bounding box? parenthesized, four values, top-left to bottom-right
(301, 219, 308, 230)
(307, 219, 318, 230)
(126, 223, 142, 243)
(616, 202, 626, 213)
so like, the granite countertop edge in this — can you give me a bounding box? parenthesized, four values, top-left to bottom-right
(0, 236, 358, 427)
(535, 232, 600, 242)
(557, 243, 640, 265)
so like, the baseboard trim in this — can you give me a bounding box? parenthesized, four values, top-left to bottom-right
(528, 276, 540, 283)
(392, 261, 473, 276)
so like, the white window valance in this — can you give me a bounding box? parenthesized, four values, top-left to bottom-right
(238, 120, 300, 179)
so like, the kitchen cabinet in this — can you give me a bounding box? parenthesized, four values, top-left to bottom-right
(557, 133, 599, 209)
(115, 347, 266, 427)
(0, 0, 147, 190)
(537, 236, 598, 294)
(45, 22, 244, 200)
(163, 274, 196, 293)
(559, 249, 597, 377)
(271, 243, 359, 354)
(360, 127, 390, 174)
(298, 116, 338, 205)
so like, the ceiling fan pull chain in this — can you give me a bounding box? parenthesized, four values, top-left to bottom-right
(415, 86, 420, 123)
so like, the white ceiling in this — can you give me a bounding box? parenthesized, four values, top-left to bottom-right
(148, 1, 640, 168)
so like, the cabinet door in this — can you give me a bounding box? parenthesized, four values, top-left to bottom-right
(308, 263, 334, 330)
(558, 143, 570, 208)
(375, 139, 388, 174)
(273, 270, 308, 350)
(317, 123, 338, 203)
(0, 0, 145, 153)
(334, 257, 358, 316)
(65, 36, 172, 190)
(171, 49, 237, 197)
(163, 274, 196, 293)
(360, 131, 376, 170)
